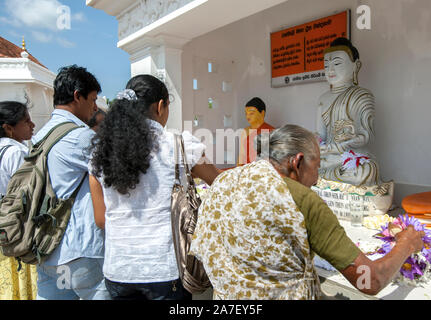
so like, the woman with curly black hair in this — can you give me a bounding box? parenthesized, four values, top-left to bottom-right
(88, 74, 220, 300)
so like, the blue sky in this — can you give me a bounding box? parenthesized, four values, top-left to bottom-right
(0, 0, 131, 100)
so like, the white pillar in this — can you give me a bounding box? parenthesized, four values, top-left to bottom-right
(163, 46, 183, 132)
(126, 38, 185, 132)
(130, 49, 153, 76)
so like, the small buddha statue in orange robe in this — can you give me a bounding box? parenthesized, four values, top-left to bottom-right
(238, 97, 275, 165)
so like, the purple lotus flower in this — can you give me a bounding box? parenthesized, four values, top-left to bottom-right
(373, 215, 431, 281)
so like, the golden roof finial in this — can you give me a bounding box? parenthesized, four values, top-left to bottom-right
(22, 36, 27, 52)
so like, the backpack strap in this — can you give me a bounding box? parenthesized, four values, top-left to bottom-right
(0, 145, 12, 164)
(26, 122, 83, 161)
(0, 145, 13, 199)
(37, 122, 86, 200)
(37, 172, 88, 228)
(32, 122, 88, 229)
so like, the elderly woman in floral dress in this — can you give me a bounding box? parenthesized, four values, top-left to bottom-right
(190, 124, 425, 300)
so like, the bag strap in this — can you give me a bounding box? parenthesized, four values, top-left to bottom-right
(0, 145, 12, 164)
(33, 122, 88, 226)
(174, 134, 195, 189)
(40, 122, 87, 199)
(26, 122, 84, 161)
(0, 145, 12, 199)
(34, 122, 77, 147)
(37, 172, 88, 228)
(174, 135, 180, 182)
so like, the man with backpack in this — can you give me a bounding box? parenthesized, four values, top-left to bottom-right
(31, 65, 110, 300)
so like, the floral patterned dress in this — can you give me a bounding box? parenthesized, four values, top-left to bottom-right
(190, 160, 321, 300)
(0, 256, 37, 300)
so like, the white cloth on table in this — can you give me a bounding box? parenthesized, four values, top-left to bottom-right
(313, 255, 337, 272)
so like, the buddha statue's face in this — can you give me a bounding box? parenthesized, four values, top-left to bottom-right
(245, 107, 265, 128)
(324, 50, 355, 86)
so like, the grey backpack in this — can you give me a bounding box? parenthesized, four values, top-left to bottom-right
(0, 122, 86, 268)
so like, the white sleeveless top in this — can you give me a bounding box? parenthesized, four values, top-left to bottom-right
(90, 120, 206, 283)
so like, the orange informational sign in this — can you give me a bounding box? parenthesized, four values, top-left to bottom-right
(271, 10, 350, 87)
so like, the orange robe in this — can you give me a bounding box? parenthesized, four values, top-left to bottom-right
(242, 122, 275, 164)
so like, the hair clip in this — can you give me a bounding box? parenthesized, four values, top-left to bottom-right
(116, 89, 138, 101)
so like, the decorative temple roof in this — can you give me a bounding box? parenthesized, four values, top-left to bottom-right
(0, 36, 47, 69)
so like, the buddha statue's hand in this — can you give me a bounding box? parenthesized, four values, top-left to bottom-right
(320, 141, 345, 155)
(338, 137, 368, 153)
(320, 142, 342, 170)
(320, 143, 331, 156)
(319, 152, 341, 169)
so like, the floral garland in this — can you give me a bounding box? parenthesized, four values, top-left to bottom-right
(373, 215, 431, 285)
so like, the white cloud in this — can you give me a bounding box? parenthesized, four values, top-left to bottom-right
(5, 30, 24, 46)
(0, 16, 11, 25)
(7, 30, 22, 39)
(4, 0, 65, 31)
(31, 31, 53, 43)
(56, 37, 76, 48)
(72, 12, 86, 22)
(3, 0, 83, 48)
(0, 15, 20, 27)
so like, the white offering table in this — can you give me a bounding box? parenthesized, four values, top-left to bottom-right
(317, 220, 431, 300)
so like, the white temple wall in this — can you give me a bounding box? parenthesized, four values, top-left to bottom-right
(0, 83, 53, 134)
(181, 0, 431, 204)
(26, 84, 54, 134)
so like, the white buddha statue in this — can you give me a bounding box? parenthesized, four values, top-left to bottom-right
(317, 37, 379, 186)
(316, 38, 393, 215)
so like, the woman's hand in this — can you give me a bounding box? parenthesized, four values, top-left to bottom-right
(394, 225, 425, 253)
(341, 226, 425, 296)
(191, 163, 222, 186)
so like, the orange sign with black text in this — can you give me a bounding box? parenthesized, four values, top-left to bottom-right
(271, 10, 350, 87)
